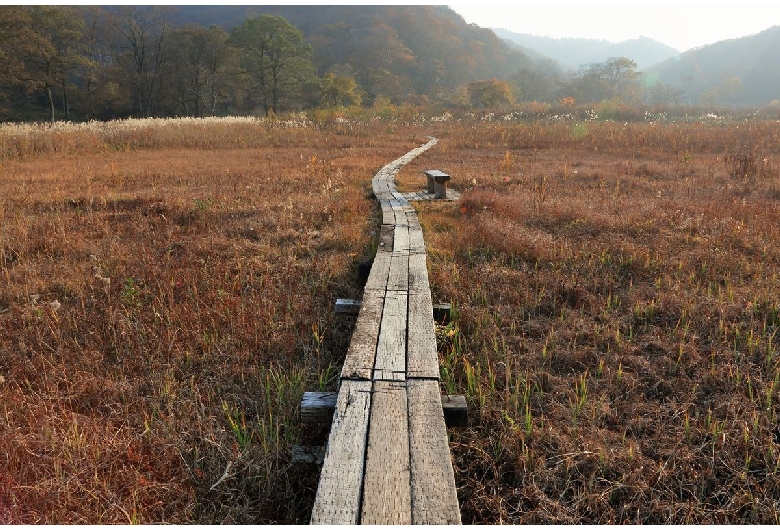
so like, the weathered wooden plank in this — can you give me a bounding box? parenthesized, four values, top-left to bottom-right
(394, 210, 411, 227)
(434, 180, 448, 200)
(407, 379, 461, 524)
(301, 391, 339, 423)
(373, 178, 392, 196)
(381, 203, 395, 225)
(313, 137, 461, 525)
(393, 223, 410, 254)
(341, 292, 384, 380)
(379, 224, 394, 252)
(387, 253, 409, 292)
(424, 169, 450, 179)
(433, 302, 452, 324)
(407, 288, 440, 380)
(311, 379, 373, 525)
(291, 445, 325, 465)
(408, 253, 429, 294)
(358, 260, 373, 281)
(373, 292, 407, 381)
(408, 225, 425, 253)
(360, 380, 412, 524)
(364, 251, 391, 293)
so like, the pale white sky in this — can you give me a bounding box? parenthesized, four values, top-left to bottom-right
(449, 2, 780, 52)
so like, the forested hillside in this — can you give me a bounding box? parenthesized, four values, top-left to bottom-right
(647, 26, 780, 107)
(1, 5, 777, 123)
(0, 5, 535, 122)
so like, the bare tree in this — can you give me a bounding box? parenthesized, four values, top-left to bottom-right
(113, 6, 175, 117)
(168, 24, 234, 117)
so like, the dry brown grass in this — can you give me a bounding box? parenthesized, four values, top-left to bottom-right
(396, 118, 780, 523)
(4, 115, 780, 523)
(0, 117, 426, 523)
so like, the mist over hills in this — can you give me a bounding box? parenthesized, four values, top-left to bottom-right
(494, 24, 780, 106)
(646, 25, 780, 106)
(493, 29, 679, 71)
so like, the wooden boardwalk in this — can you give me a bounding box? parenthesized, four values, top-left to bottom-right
(310, 138, 461, 525)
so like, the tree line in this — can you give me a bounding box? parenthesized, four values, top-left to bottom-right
(0, 5, 694, 123)
(0, 6, 349, 121)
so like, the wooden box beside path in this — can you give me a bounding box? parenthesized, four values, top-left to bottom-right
(424, 169, 450, 199)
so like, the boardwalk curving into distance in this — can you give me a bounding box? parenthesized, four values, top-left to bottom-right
(310, 138, 461, 524)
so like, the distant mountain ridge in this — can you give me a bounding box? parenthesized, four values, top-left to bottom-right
(493, 28, 679, 71)
(494, 24, 780, 107)
(647, 25, 780, 106)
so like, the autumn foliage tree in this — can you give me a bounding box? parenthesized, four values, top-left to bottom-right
(565, 57, 641, 104)
(466, 78, 515, 108)
(319, 72, 362, 108)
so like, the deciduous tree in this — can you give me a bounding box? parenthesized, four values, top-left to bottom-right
(319, 72, 362, 108)
(168, 24, 234, 117)
(23, 6, 89, 122)
(466, 78, 515, 108)
(0, 8, 34, 94)
(566, 57, 641, 104)
(229, 15, 315, 116)
(113, 6, 175, 118)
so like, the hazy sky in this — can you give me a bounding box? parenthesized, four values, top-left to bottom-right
(449, 2, 780, 52)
